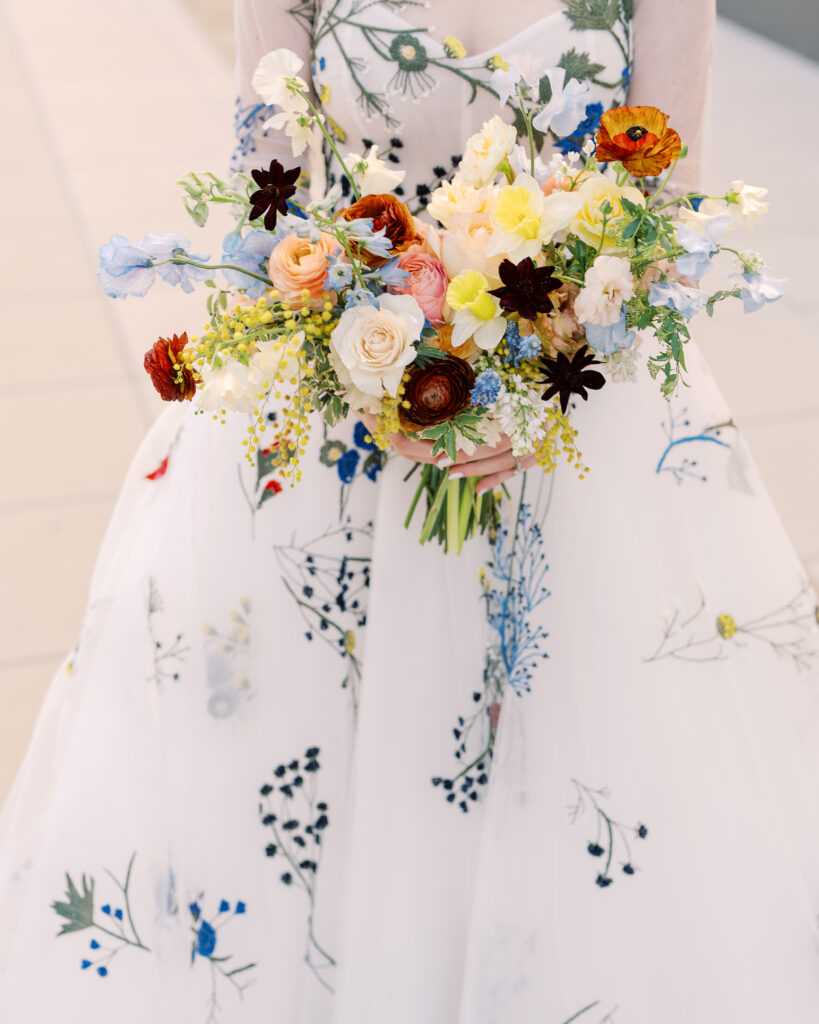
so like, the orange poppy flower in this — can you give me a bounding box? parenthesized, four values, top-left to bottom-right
(595, 105, 682, 177)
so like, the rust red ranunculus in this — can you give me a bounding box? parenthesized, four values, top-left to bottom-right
(144, 332, 197, 401)
(595, 105, 682, 178)
(399, 353, 476, 431)
(337, 193, 420, 268)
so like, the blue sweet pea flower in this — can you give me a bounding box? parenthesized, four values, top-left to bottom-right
(583, 310, 635, 354)
(470, 368, 501, 406)
(734, 268, 787, 313)
(675, 217, 731, 278)
(354, 421, 377, 450)
(337, 449, 360, 483)
(221, 230, 277, 298)
(194, 920, 217, 959)
(648, 281, 709, 319)
(97, 232, 210, 299)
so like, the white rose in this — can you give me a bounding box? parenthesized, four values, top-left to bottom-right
(456, 116, 517, 187)
(727, 180, 769, 228)
(329, 294, 425, 398)
(574, 255, 635, 326)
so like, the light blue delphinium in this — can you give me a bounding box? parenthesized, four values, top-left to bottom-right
(326, 261, 354, 289)
(675, 216, 732, 278)
(733, 267, 787, 313)
(649, 281, 710, 319)
(344, 287, 378, 309)
(221, 230, 278, 297)
(470, 368, 502, 407)
(364, 257, 410, 288)
(340, 218, 394, 259)
(583, 310, 636, 354)
(97, 232, 210, 299)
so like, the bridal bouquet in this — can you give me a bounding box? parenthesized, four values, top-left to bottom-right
(99, 49, 785, 553)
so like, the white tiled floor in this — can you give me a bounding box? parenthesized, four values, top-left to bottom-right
(0, 5, 817, 805)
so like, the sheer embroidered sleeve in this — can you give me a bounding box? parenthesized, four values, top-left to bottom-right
(628, 0, 716, 191)
(231, 0, 316, 175)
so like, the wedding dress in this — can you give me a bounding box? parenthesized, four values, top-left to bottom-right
(2, 2, 819, 1022)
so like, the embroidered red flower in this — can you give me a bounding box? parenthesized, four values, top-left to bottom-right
(144, 332, 197, 401)
(145, 456, 169, 481)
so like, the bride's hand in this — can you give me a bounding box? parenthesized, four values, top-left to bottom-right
(357, 414, 535, 493)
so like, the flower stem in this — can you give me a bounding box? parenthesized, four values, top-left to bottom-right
(296, 89, 361, 201)
(156, 256, 272, 287)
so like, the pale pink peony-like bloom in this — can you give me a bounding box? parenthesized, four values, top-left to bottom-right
(268, 232, 337, 303)
(392, 246, 449, 327)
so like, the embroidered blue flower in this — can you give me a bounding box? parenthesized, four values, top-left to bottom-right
(81, 959, 92, 969)
(337, 449, 360, 483)
(189, 900, 201, 921)
(101, 903, 111, 915)
(229, 100, 275, 174)
(221, 230, 277, 298)
(194, 920, 217, 959)
(649, 281, 709, 319)
(363, 456, 384, 482)
(97, 233, 210, 299)
(354, 421, 377, 450)
(675, 217, 731, 278)
(470, 369, 501, 406)
(97, 966, 108, 978)
(89, 940, 100, 950)
(583, 310, 635, 354)
(235, 901, 246, 914)
(218, 899, 230, 913)
(733, 268, 787, 313)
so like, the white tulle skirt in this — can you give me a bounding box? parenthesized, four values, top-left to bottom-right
(2, 342, 819, 1024)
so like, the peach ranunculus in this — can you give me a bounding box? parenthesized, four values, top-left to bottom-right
(268, 232, 337, 303)
(392, 247, 448, 327)
(440, 213, 502, 281)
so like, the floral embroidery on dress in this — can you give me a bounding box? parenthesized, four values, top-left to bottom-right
(52, 853, 150, 977)
(147, 578, 190, 685)
(568, 780, 648, 888)
(259, 747, 335, 991)
(656, 405, 735, 484)
(202, 598, 253, 718)
(230, 99, 276, 174)
(560, 1003, 621, 1024)
(319, 420, 386, 516)
(645, 580, 819, 669)
(274, 523, 371, 714)
(188, 895, 257, 1022)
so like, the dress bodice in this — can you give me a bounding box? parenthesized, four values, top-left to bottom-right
(310, 1, 632, 211)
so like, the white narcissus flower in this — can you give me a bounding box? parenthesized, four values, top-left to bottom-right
(345, 145, 406, 196)
(727, 180, 769, 228)
(263, 109, 319, 157)
(487, 173, 582, 262)
(455, 116, 518, 187)
(329, 294, 425, 398)
(574, 255, 636, 327)
(252, 49, 309, 112)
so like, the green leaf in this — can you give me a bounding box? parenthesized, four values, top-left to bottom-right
(564, 0, 620, 31)
(414, 343, 449, 368)
(558, 47, 606, 83)
(52, 873, 95, 936)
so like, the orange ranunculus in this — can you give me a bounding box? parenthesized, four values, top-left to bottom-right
(595, 105, 682, 178)
(336, 193, 420, 268)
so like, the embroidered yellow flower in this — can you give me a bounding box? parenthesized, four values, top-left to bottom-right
(488, 54, 509, 71)
(716, 614, 737, 639)
(444, 35, 467, 58)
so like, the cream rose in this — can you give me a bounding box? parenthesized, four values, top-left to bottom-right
(427, 181, 498, 229)
(329, 294, 425, 398)
(440, 213, 503, 280)
(569, 174, 645, 254)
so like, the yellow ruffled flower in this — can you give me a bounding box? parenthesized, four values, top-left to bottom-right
(716, 614, 737, 639)
(569, 174, 645, 254)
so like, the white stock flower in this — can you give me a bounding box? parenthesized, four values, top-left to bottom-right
(252, 49, 309, 112)
(574, 255, 636, 327)
(195, 361, 258, 413)
(329, 294, 425, 398)
(727, 180, 769, 228)
(456, 116, 518, 187)
(345, 145, 406, 196)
